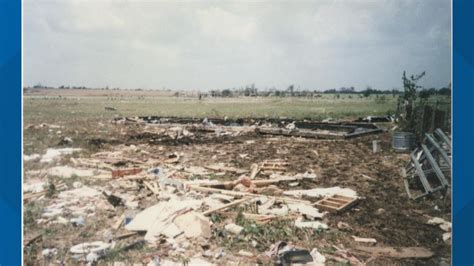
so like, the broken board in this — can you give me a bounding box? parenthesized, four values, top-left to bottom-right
(314, 194, 358, 213)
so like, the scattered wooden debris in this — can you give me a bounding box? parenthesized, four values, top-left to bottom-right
(143, 181, 160, 195)
(261, 160, 288, 174)
(315, 194, 358, 213)
(196, 175, 301, 190)
(188, 185, 311, 204)
(23, 181, 68, 202)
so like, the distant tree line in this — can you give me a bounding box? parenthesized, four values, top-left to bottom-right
(205, 83, 451, 98)
(25, 81, 451, 98)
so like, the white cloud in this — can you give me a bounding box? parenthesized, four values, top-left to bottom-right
(24, 0, 451, 90)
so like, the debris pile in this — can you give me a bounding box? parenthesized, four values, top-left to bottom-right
(23, 118, 450, 265)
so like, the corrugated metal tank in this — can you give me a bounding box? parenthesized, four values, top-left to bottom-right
(392, 132, 416, 151)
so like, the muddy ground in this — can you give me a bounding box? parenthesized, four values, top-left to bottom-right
(23, 121, 451, 265)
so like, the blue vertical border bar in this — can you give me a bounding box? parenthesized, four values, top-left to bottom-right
(453, 0, 474, 265)
(0, 0, 22, 264)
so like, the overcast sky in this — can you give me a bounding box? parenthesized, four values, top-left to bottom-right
(24, 0, 451, 91)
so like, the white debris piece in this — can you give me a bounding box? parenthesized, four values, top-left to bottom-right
(352, 236, 377, 244)
(125, 199, 203, 243)
(427, 217, 452, 232)
(260, 205, 289, 216)
(238, 250, 254, 257)
(24, 154, 41, 162)
(86, 252, 101, 263)
(188, 257, 215, 266)
(174, 211, 212, 238)
(225, 223, 244, 235)
(48, 166, 95, 178)
(283, 187, 357, 199)
(40, 148, 82, 163)
(24, 179, 48, 193)
(287, 203, 325, 219)
(294, 218, 328, 230)
(70, 241, 111, 254)
(58, 186, 101, 199)
(43, 186, 104, 218)
(42, 248, 58, 258)
(310, 248, 326, 266)
(443, 232, 451, 243)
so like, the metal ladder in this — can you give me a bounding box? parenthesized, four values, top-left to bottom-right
(403, 129, 451, 200)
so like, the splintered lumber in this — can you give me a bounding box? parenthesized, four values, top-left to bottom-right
(113, 214, 125, 230)
(114, 231, 138, 240)
(188, 185, 311, 204)
(24, 233, 42, 246)
(252, 177, 300, 186)
(354, 246, 434, 259)
(143, 181, 160, 195)
(249, 163, 260, 179)
(202, 197, 251, 216)
(24, 182, 68, 202)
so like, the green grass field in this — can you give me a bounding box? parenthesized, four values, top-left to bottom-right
(24, 93, 399, 125)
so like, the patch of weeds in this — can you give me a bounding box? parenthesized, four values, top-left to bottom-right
(24, 202, 43, 229)
(208, 173, 219, 180)
(175, 254, 190, 265)
(324, 229, 346, 243)
(103, 246, 127, 262)
(319, 245, 337, 255)
(231, 209, 326, 251)
(42, 227, 56, 238)
(188, 174, 201, 181)
(78, 228, 95, 238)
(210, 213, 223, 224)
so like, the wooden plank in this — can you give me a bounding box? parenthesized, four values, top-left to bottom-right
(324, 198, 348, 205)
(188, 185, 311, 204)
(113, 214, 125, 230)
(202, 197, 251, 216)
(24, 233, 42, 246)
(325, 198, 347, 206)
(354, 246, 434, 259)
(249, 164, 260, 179)
(197, 176, 299, 189)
